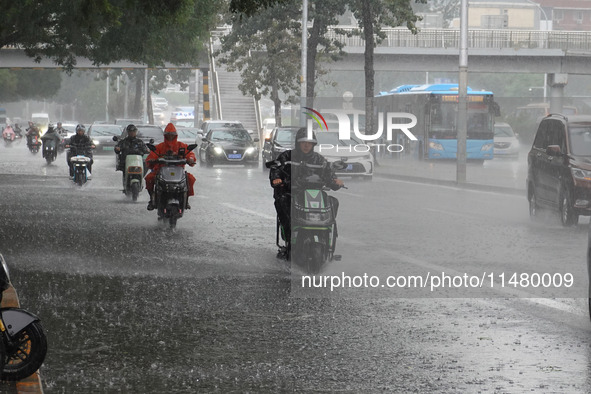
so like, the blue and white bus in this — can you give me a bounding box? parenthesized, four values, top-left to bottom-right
(375, 83, 500, 160)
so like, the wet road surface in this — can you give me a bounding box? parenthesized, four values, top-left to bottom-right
(1, 144, 591, 392)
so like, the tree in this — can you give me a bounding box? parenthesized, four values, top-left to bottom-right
(0, 1, 223, 106)
(349, 0, 424, 135)
(217, 2, 302, 126)
(306, 0, 348, 105)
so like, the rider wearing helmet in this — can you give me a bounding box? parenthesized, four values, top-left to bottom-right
(145, 122, 196, 211)
(269, 127, 344, 256)
(115, 124, 149, 172)
(25, 121, 40, 147)
(66, 124, 95, 178)
(41, 123, 61, 149)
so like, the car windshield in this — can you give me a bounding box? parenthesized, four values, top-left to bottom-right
(316, 132, 363, 146)
(211, 129, 251, 141)
(90, 125, 121, 136)
(568, 125, 591, 156)
(174, 120, 195, 127)
(137, 126, 163, 139)
(275, 129, 297, 145)
(494, 125, 515, 137)
(177, 129, 196, 139)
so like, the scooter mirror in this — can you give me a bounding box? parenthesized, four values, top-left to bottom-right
(112, 136, 119, 142)
(0, 254, 11, 294)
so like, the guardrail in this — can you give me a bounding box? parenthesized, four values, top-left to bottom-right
(325, 27, 591, 52)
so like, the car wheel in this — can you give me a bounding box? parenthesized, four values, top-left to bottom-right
(529, 186, 539, 219)
(560, 187, 578, 227)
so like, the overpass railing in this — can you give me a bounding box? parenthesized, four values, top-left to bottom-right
(326, 27, 591, 52)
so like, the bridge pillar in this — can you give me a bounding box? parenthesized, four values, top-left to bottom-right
(547, 73, 568, 115)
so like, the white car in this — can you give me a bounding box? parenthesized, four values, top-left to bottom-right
(493, 122, 520, 158)
(314, 131, 374, 180)
(151, 97, 169, 110)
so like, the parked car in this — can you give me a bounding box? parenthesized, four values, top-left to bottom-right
(152, 108, 166, 125)
(115, 118, 143, 127)
(199, 120, 244, 135)
(88, 123, 123, 154)
(176, 127, 201, 145)
(120, 124, 164, 144)
(315, 131, 374, 180)
(493, 122, 520, 158)
(198, 128, 259, 168)
(262, 126, 299, 167)
(527, 114, 591, 226)
(151, 96, 169, 110)
(170, 106, 194, 122)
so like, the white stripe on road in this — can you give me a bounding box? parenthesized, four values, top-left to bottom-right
(221, 203, 276, 220)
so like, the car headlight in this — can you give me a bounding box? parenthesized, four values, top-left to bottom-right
(213, 146, 223, 155)
(572, 168, 591, 180)
(429, 141, 443, 151)
(245, 147, 256, 155)
(481, 143, 494, 151)
(93, 139, 100, 145)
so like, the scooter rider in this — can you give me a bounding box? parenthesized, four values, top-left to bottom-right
(13, 123, 23, 138)
(41, 124, 61, 147)
(66, 124, 95, 179)
(145, 122, 196, 211)
(26, 121, 40, 147)
(115, 124, 149, 172)
(269, 127, 344, 255)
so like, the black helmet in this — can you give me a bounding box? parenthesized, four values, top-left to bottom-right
(295, 127, 317, 146)
(76, 124, 85, 133)
(126, 124, 138, 133)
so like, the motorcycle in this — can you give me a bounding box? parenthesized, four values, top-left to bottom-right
(0, 253, 47, 381)
(42, 138, 58, 164)
(147, 144, 197, 229)
(113, 136, 152, 202)
(67, 143, 93, 186)
(27, 135, 41, 154)
(267, 159, 346, 274)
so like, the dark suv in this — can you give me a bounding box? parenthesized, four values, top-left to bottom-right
(527, 114, 591, 226)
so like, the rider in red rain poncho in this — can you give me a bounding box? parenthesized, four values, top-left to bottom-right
(145, 123, 196, 211)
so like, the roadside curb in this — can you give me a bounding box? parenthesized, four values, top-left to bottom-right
(374, 171, 525, 197)
(1, 285, 44, 394)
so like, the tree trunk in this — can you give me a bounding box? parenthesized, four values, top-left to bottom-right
(361, 0, 375, 135)
(271, 78, 282, 127)
(306, 18, 323, 108)
(133, 75, 143, 118)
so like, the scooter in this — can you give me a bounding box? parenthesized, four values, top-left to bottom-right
(267, 159, 346, 274)
(0, 253, 47, 381)
(67, 143, 93, 186)
(42, 139, 58, 165)
(147, 144, 197, 229)
(2, 129, 15, 147)
(27, 135, 41, 154)
(113, 136, 152, 202)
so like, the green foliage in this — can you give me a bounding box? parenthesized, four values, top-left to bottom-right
(0, 0, 223, 71)
(0, 70, 62, 102)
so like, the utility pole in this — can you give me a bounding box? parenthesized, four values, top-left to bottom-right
(300, 0, 308, 127)
(457, 0, 468, 183)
